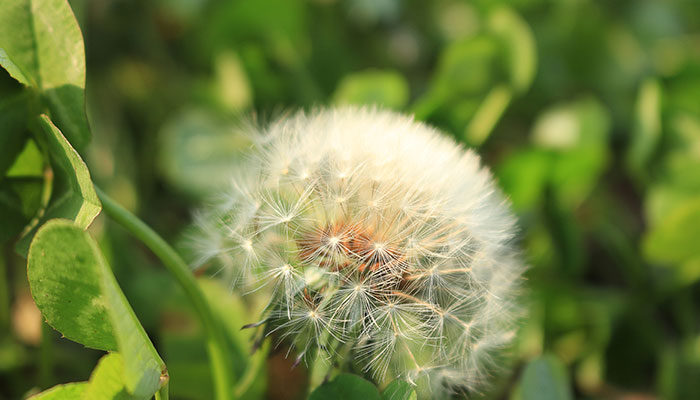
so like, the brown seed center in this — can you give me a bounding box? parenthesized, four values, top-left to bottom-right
(297, 222, 403, 273)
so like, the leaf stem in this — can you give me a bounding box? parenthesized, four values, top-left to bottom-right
(39, 322, 54, 389)
(0, 252, 9, 330)
(156, 381, 170, 400)
(95, 187, 235, 400)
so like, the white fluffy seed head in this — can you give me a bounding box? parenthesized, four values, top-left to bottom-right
(191, 107, 524, 396)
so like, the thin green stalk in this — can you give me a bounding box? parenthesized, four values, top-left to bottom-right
(95, 187, 235, 400)
(39, 322, 53, 389)
(0, 252, 9, 331)
(156, 381, 170, 400)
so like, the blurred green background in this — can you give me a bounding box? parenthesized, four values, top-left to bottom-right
(2, 0, 700, 399)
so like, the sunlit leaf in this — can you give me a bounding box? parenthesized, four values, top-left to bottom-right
(28, 383, 87, 400)
(27, 220, 166, 398)
(82, 353, 140, 400)
(488, 6, 536, 93)
(16, 115, 100, 255)
(0, 0, 90, 149)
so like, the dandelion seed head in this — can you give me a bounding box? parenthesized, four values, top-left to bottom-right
(193, 106, 525, 396)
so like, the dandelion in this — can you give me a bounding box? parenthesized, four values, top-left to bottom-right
(191, 107, 524, 397)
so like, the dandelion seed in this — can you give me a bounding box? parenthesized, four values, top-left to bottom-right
(193, 106, 525, 397)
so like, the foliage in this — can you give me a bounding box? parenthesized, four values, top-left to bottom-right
(1, 0, 699, 399)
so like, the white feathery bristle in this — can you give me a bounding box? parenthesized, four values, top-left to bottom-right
(193, 106, 525, 397)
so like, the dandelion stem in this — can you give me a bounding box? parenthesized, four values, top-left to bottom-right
(95, 187, 235, 400)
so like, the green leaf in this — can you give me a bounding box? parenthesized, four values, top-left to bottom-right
(520, 355, 572, 400)
(381, 380, 416, 400)
(27, 220, 166, 398)
(0, 48, 31, 85)
(16, 115, 100, 255)
(643, 198, 700, 265)
(27, 221, 116, 350)
(309, 374, 381, 400)
(488, 6, 536, 93)
(0, 0, 90, 149)
(82, 353, 140, 400)
(332, 70, 409, 110)
(28, 383, 88, 399)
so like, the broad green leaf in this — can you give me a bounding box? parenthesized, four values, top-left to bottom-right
(643, 198, 700, 264)
(0, 0, 90, 149)
(627, 79, 662, 176)
(27, 221, 116, 350)
(28, 383, 88, 399)
(332, 70, 409, 110)
(16, 115, 100, 255)
(158, 109, 252, 197)
(520, 356, 572, 400)
(27, 220, 166, 398)
(82, 353, 140, 400)
(488, 6, 536, 93)
(381, 380, 416, 400)
(309, 374, 381, 400)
